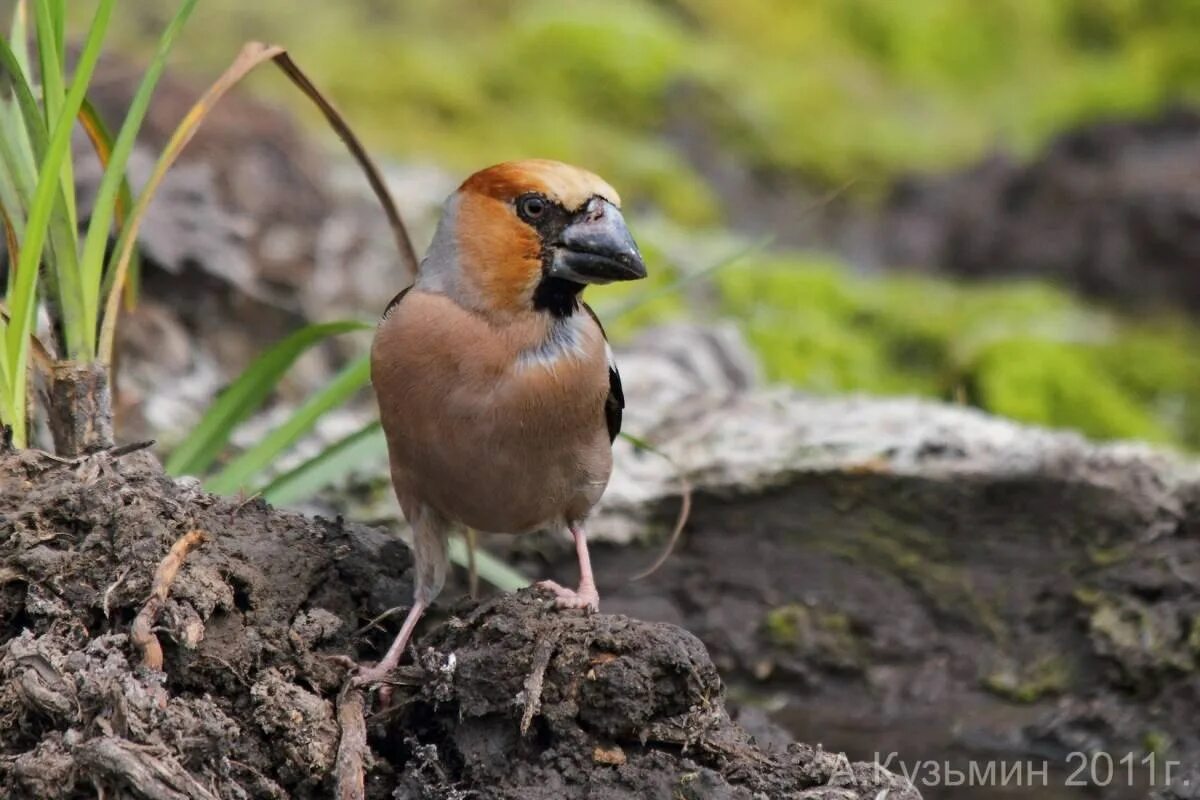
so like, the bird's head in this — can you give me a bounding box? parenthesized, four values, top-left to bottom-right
(419, 159, 647, 317)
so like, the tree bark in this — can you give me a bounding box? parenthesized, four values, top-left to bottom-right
(47, 361, 115, 457)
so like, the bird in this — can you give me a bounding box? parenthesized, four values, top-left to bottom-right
(357, 159, 647, 685)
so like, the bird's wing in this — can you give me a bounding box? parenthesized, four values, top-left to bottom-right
(582, 302, 623, 442)
(381, 286, 412, 319)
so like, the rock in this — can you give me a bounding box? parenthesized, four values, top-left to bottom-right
(883, 107, 1200, 314)
(559, 388, 1200, 791)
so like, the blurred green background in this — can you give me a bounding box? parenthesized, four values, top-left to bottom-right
(68, 0, 1200, 449)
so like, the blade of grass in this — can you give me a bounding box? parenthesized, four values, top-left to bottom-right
(9, 1, 32, 77)
(204, 354, 371, 497)
(0, 34, 49, 172)
(79, 0, 197, 357)
(447, 536, 527, 592)
(164, 319, 370, 477)
(77, 97, 139, 310)
(33, 0, 76, 237)
(260, 419, 386, 506)
(0, 205, 17, 423)
(0, 135, 30, 244)
(98, 42, 285, 364)
(4, 0, 114, 446)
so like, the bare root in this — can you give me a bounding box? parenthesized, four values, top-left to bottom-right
(334, 689, 368, 800)
(130, 530, 209, 670)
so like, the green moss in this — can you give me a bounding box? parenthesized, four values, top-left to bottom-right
(1086, 544, 1136, 568)
(1143, 731, 1172, 758)
(983, 655, 1071, 703)
(1087, 595, 1196, 680)
(1188, 616, 1200, 655)
(716, 258, 1200, 451)
(762, 604, 863, 671)
(806, 508, 1007, 642)
(971, 339, 1174, 445)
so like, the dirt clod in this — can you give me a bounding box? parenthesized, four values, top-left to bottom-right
(0, 451, 911, 798)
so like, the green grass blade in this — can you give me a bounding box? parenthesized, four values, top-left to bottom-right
(33, 0, 76, 237)
(0, 34, 50, 158)
(0, 134, 30, 241)
(9, 1, 33, 77)
(4, 0, 114, 446)
(205, 354, 372, 497)
(48, 0, 65, 53)
(447, 536, 528, 592)
(0, 34, 47, 253)
(79, 0, 198, 357)
(77, 97, 139, 311)
(164, 320, 371, 477)
(260, 419, 386, 506)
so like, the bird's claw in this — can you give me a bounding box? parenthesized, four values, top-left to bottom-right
(350, 663, 390, 688)
(536, 579, 599, 613)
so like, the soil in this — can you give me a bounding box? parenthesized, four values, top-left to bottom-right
(0, 447, 916, 799)
(545, 467, 1200, 800)
(880, 107, 1200, 313)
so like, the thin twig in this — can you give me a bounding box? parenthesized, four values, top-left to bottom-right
(102, 565, 131, 620)
(131, 530, 208, 670)
(107, 439, 155, 458)
(628, 462, 696, 582)
(231, 492, 262, 517)
(519, 635, 556, 736)
(334, 688, 369, 800)
(269, 52, 419, 281)
(353, 605, 405, 638)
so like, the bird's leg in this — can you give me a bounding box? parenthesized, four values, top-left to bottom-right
(354, 505, 449, 686)
(537, 522, 599, 612)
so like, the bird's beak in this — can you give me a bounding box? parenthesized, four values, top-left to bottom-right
(550, 198, 647, 285)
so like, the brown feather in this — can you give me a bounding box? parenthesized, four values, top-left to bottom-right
(461, 159, 621, 211)
(371, 289, 613, 534)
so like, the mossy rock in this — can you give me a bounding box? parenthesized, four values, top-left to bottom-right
(715, 258, 1200, 451)
(983, 655, 1071, 703)
(762, 604, 865, 672)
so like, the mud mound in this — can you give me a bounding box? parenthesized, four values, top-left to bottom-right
(0, 448, 914, 799)
(883, 107, 1200, 312)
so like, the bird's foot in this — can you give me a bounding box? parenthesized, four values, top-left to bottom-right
(536, 579, 599, 613)
(350, 661, 395, 688)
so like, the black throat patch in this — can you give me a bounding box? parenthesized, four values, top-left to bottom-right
(532, 276, 584, 318)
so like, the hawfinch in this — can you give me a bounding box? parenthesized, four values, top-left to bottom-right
(358, 159, 647, 684)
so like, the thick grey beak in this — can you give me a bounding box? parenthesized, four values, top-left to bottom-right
(550, 198, 647, 285)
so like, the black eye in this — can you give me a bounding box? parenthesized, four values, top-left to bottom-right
(517, 194, 548, 222)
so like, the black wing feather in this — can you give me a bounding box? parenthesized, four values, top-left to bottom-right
(583, 303, 623, 442)
(381, 286, 412, 319)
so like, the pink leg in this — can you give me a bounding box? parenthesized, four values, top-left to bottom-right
(353, 502, 448, 686)
(352, 600, 428, 686)
(537, 523, 599, 612)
